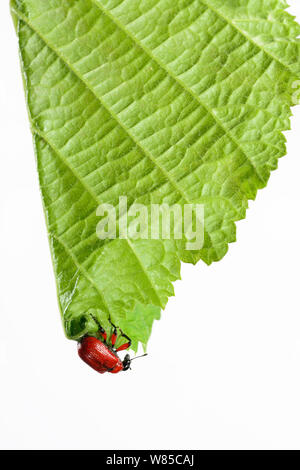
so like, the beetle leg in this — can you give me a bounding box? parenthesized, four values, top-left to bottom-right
(90, 314, 107, 342)
(116, 330, 132, 352)
(108, 316, 118, 348)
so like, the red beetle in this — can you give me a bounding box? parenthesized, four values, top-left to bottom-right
(78, 316, 146, 374)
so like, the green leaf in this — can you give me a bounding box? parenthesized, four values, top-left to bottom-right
(11, 0, 300, 350)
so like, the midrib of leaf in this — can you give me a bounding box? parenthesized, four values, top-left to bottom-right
(13, 1, 267, 268)
(12, 10, 188, 311)
(91, 0, 265, 185)
(13, 5, 212, 269)
(33, 126, 163, 309)
(13, 4, 208, 260)
(13, 1, 295, 250)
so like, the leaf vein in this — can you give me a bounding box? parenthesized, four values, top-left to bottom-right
(90, 0, 266, 184)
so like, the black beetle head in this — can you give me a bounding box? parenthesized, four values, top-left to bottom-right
(122, 354, 131, 371)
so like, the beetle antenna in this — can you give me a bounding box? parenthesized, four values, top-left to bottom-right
(130, 353, 148, 361)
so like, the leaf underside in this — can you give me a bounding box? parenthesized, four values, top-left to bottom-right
(11, 0, 300, 350)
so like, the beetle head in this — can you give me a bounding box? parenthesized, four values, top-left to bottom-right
(122, 354, 131, 371)
(122, 353, 148, 371)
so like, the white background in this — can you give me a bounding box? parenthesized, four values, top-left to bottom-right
(1, 1, 300, 451)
